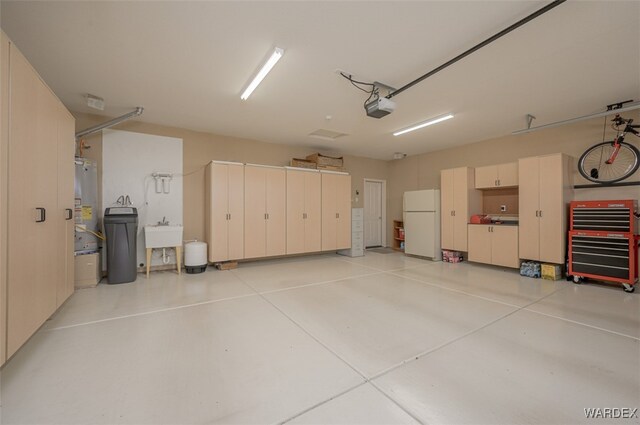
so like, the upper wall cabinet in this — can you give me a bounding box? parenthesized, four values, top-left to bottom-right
(475, 162, 518, 189)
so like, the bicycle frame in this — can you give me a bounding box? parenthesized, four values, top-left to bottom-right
(604, 117, 639, 165)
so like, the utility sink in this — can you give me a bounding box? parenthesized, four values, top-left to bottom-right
(144, 225, 184, 248)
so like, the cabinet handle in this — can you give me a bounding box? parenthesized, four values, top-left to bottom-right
(539, 210, 542, 218)
(267, 213, 269, 220)
(535, 210, 539, 217)
(36, 207, 46, 223)
(336, 212, 339, 219)
(65, 208, 73, 220)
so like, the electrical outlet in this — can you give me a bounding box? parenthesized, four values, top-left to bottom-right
(500, 205, 507, 212)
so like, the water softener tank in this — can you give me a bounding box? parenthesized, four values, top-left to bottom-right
(184, 241, 208, 274)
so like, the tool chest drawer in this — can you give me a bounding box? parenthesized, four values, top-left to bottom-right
(569, 232, 635, 283)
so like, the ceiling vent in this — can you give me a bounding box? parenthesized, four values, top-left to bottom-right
(308, 129, 348, 141)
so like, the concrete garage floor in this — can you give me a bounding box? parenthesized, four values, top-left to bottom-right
(1, 252, 638, 424)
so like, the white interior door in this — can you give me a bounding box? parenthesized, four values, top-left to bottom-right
(364, 180, 382, 247)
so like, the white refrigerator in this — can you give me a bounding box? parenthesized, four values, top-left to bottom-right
(403, 189, 441, 261)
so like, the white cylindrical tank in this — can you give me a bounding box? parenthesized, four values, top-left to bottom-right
(184, 241, 207, 274)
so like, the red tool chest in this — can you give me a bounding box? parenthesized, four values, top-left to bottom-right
(568, 200, 638, 292)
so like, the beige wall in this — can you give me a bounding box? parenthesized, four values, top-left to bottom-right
(386, 111, 640, 243)
(73, 112, 389, 242)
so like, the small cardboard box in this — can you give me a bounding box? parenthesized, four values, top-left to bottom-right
(541, 263, 563, 280)
(290, 158, 317, 169)
(215, 261, 238, 270)
(305, 153, 344, 167)
(74, 252, 101, 288)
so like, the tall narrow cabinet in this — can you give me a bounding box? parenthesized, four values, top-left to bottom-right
(205, 161, 244, 262)
(440, 167, 481, 251)
(321, 171, 351, 251)
(1, 33, 75, 363)
(286, 168, 321, 254)
(244, 164, 286, 259)
(518, 153, 573, 264)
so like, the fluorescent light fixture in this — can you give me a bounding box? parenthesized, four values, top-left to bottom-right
(241, 47, 284, 100)
(393, 114, 454, 136)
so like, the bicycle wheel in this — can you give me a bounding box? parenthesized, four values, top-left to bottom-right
(578, 141, 640, 183)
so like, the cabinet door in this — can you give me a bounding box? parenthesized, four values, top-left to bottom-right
(452, 167, 470, 251)
(227, 163, 244, 260)
(7, 49, 58, 357)
(538, 154, 565, 264)
(518, 156, 540, 260)
(336, 174, 352, 250)
(467, 225, 492, 264)
(497, 162, 518, 187)
(265, 167, 286, 257)
(440, 169, 455, 250)
(475, 165, 497, 189)
(491, 226, 519, 268)
(56, 105, 75, 307)
(209, 163, 229, 262)
(286, 170, 306, 254)
(1, 32, 9, 365)
(244, 165, 266, 259)
(321, 173, 337, 251)
(304, 171, 322, 252)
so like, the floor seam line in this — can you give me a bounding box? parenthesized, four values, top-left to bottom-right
(253, 270, 387, 296)
(522, 308, 640, 341)
(369, 287, 564, 382)
(232, 271, 427, 425)
(367, 380, 425, 425)
(43, 292, 258, 331)
(386, 270, 525, 309)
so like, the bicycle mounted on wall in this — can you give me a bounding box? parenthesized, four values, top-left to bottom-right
(578, 106, 640, 185)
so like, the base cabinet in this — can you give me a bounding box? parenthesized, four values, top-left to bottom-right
(468, 225, 519, 268)
(1, 33, 75, 364)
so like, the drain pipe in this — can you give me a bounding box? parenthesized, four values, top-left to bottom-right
(75, 107, 144, 140)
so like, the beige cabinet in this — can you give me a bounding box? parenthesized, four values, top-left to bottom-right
(0, 32, 9, 365)
(244, 165, 286, 259)
(286, 168, 321, 254)
(475, 162, 518, 189)
(2, 36, 75, 362)
(441, 167, 482, 251)
(321, 172, 352, 251)
(518, 153, 572, 264)
(468, 225, 519, 268)
(205, 161, 244, 262)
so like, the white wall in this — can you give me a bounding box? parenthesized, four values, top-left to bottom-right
(102, 129, 183, 269)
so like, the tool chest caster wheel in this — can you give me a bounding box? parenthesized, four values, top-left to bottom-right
(572, 276, 583, 284)
(622, 284, 635, 293)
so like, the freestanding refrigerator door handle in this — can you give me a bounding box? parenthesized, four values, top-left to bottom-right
(36, 207, 46, 223)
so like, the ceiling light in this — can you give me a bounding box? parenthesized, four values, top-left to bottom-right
(86, 94, 105, 111)
(240, 47, 284, 100)
(393, 114, 454, 136)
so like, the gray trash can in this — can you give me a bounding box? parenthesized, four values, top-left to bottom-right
(104, 207, 138, 284)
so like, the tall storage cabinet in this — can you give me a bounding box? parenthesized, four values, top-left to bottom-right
(205, 161, 245, 262)
(244, 164, 286, 259)
(286, 168, 321, 254)
(518, 153, 573, 264)
(1, 34, 75, 363)
(440, 167, 481, 251)
(321, 171, 351, 251)
(0, 32, 9, 365)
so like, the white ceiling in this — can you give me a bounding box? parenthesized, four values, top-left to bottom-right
(2, 1, 639, 160)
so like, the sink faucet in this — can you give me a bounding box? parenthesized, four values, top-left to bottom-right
(157, 216, 169, 226)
